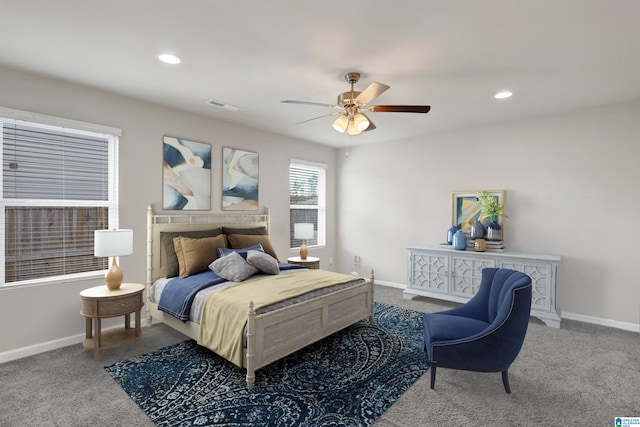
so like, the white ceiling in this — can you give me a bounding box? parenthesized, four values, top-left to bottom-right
(2, 0, 640, 147)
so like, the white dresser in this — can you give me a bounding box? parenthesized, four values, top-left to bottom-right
(405, 245, 561, 328)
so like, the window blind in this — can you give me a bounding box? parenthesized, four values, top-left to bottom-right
(289, 160, 326, 248)
(3, 122, 109, 200)
(1, 115, 118, 285)
(289, 164, 319, 206)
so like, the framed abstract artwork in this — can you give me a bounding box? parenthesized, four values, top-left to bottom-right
(163, 136, 211, 210)
(451, 190, 505, 235)
(222, 147, 259, 211)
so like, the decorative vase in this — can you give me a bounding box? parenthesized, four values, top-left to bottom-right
(446, 226, 458, 245)
(299, 240, 308, 260)
(486, 221, 502, 241)
(469, 220, 485, 240)
(452, 229, 467, 251)
(474, 238, 486, 252)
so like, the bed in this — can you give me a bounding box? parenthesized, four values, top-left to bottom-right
(145, 205, 375, 389)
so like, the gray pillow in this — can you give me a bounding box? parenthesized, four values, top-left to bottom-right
(246, 250, 280, 275)
(209, 251, 259, 282)
(161, 228, 223, 277)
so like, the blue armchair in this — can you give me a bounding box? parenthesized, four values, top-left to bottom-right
(422, 268, 532, 393)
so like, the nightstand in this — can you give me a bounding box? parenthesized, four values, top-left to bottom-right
(287, 256, 320, 269)
(80, 283, 145, 360)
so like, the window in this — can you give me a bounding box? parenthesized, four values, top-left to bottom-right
(289, 159, 326, 249)
(0, 108, 120, 286)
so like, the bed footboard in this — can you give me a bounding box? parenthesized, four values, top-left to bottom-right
(243, 270, 374, 389)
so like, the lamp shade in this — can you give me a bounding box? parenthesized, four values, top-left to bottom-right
(353, 113, 370, 131)
(332, 115, 349, 133)
(94, 229, 133, 257)
(347, 118, 362, 135)
(294, 223, 314, 240)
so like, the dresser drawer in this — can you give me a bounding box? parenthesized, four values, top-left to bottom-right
(80, 283, 145, 318)
(97, 294, 142, 316)
(81, 294, 142, 317)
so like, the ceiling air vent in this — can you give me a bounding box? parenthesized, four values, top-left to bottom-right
(206, 99, 240, 111)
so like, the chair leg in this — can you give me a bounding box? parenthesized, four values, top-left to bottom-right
(430, 362, 437, 389)
(501, 369, 511, 394)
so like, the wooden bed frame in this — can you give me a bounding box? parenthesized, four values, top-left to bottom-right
(145, 205, 375, 389)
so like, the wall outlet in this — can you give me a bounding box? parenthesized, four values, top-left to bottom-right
(354, 255, 360, 265)
(329, 257, 333, 265)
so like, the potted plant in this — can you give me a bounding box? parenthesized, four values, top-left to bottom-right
(476, 191, 508, 241)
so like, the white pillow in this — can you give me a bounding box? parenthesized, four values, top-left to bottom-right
(209, 251, 258, 281)
(246, 250, 280, 275)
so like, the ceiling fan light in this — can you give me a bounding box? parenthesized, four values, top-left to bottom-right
(332, 115, 349, 133)
(353, 113, 370, 131)
(347, 119, 362, 136)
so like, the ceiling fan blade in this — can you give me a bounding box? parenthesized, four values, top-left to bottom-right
(355, 82, 390, 105)
(282, 100, 338, 108)
(368, 105, 431, 113)
(295, 112, 340, 125)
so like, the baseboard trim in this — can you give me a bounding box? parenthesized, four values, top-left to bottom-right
(375, 281, 640, 333)
(561, 311, 639, 333)
(0, 321, 143, 364)
(374, 279, 405, 289)
(0, 333, 85, 364)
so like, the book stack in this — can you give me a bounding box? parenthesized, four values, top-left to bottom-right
(468, 239, 506, 252)
(440, 240, 506, 252)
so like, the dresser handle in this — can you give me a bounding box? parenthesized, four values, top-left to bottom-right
(120, 303, 126, 307)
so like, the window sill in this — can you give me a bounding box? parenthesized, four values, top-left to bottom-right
(0, 271, 106, 291)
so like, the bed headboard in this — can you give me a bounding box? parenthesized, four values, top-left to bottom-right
(146, 205, 270, 286)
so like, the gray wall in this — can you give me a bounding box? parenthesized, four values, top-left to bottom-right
(1, 65, 639, 359)
(336, 98, 640, 330)
(0, 67, 338, 356)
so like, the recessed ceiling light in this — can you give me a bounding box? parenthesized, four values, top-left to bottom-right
(494, 91, 513, 99)
(158, 53, 182, 65)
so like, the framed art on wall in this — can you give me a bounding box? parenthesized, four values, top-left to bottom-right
(222, 147, 259, 211)
(451, 190, 505, 235)
(162, 136, 211, 210)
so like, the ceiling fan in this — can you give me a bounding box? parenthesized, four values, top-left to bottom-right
(282, 72, 431, 136)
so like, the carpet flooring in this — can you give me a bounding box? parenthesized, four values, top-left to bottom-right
(105, 303, 429, 426)
(1, 284, 639, 426)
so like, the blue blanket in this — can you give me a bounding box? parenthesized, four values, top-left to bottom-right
(158, 263, 307, 322)
(158, 270, 225, 321)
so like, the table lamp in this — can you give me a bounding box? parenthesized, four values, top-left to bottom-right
(94, 229, 133, 290)
(294, 223, 314, 260)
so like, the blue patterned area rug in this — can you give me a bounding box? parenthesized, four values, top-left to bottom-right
(105, 302, 429, 427)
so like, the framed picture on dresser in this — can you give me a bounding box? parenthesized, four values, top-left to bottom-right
(451, 190, 505, 234)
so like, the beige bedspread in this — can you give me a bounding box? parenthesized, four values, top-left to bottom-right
(197, 269, 359, 366)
